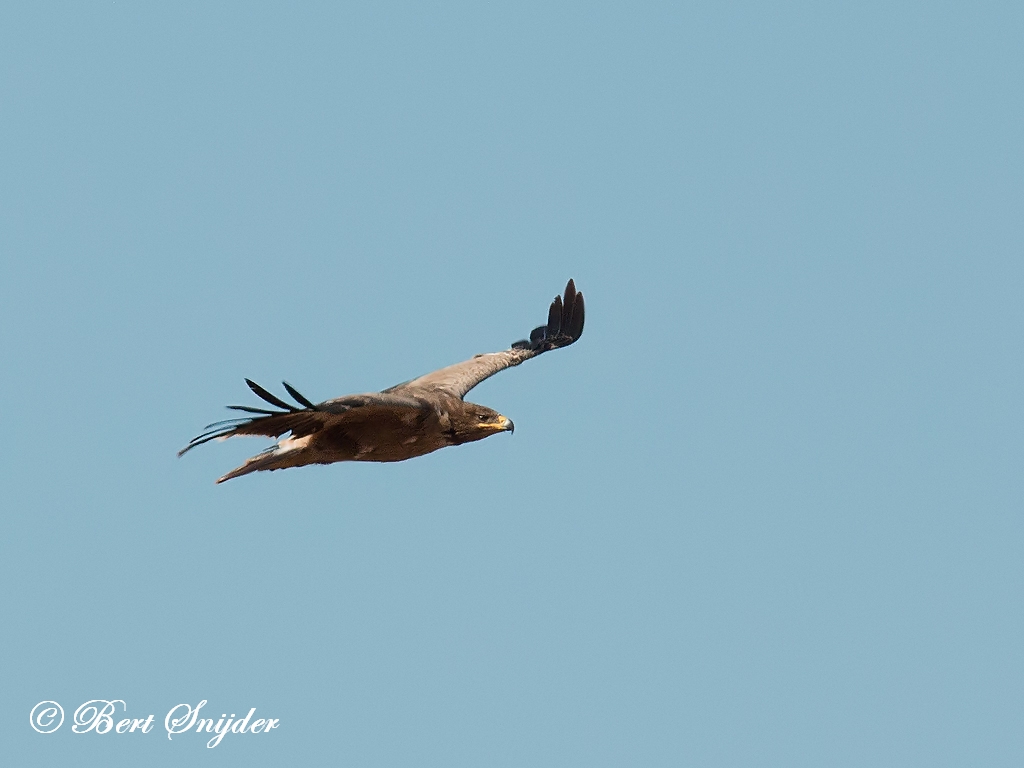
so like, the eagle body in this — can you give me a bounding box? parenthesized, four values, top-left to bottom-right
(230, 393, 510, 476)
(180, 280, 584, 483)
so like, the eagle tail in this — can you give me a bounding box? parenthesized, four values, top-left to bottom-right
(215, 437, 314, 484)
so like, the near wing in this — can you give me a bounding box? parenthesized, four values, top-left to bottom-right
(386, 278, 584, 400)
(178, 378, 424, 456)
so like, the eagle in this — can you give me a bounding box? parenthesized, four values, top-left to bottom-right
(179, 279, 585, 483)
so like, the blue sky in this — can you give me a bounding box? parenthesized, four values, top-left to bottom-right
(2, 2, 1023, 766)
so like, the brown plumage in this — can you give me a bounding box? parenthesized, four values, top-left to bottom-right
(179, 279, 585, 483)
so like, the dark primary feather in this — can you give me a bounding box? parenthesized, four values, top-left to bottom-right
(226, 405, 279, 415)
(547, 296, 562, 335)
(282, 381, 318, 410)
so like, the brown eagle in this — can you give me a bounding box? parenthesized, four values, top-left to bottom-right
(179, 279, 584, 483)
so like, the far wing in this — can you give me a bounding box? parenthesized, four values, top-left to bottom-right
(387, 279, 584, 399)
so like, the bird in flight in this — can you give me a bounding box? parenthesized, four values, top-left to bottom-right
(180, 279, 585, 483)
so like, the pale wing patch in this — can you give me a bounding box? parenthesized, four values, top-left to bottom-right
(276, 435, 313, 452)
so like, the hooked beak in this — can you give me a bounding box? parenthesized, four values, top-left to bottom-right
(480, 414, 514, 434)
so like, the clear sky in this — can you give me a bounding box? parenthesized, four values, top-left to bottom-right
(3, 2, 1022, 766)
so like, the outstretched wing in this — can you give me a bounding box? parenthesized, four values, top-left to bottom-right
(178, 378, 424, 456)
(386, 279, 584, 399)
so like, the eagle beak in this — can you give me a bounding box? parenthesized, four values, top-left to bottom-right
(499, 415, 514, 433)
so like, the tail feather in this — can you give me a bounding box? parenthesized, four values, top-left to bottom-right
(215, 437, 314, 483)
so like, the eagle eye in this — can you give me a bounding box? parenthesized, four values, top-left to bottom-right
(477, 414, 489, 422)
